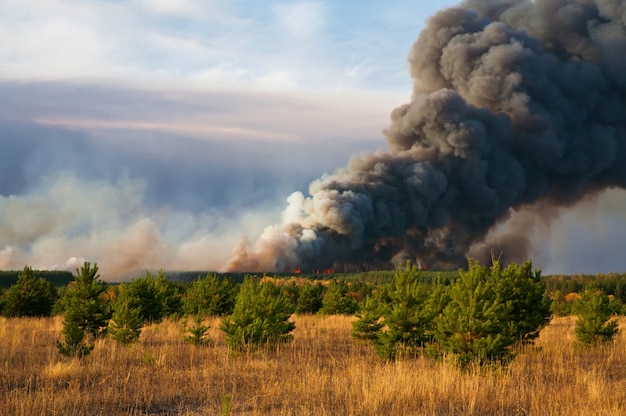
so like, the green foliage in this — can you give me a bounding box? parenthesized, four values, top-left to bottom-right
(183, 315, 212, 346)
(109, 291, 143, 345)
(492, 260, 551, 344)
(319, 280, 359, 315)
(351, 296, 385, 342)
(56, 321, 94, 358)
(575, 285, 619, 346)
(220, 277, 295, 351)
(2, 266, 57, 317)
(183, 274, 236, 317)
(122, 270, 182, 323)
(434, 260, 514, 367)
(549, 290, 576, 316)
(61, 262, 111, 338)
(295, 282, 325, 314)
(352, 263, 444, 360)
(0, 269, 73, 289)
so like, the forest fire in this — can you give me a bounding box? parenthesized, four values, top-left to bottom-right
(224, 0, 626, 273)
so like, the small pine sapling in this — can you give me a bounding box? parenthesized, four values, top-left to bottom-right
(109, 294, 143, 345)
(575, 285, 619, 346)
(56, 321, 94, 358)
(184, 315, 213, 346)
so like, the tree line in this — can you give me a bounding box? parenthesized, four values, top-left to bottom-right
(0, 260, 620, 367)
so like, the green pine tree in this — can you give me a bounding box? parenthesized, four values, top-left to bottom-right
(319, 280, 358, 315)
(109, 291, 143, 345)
(3, 266, 57, 317)
(61, 262, 111, 338)
(575, 285, 619, 346)
(220, 277, 295, 351)
(295, 282, 325, 314)
(492, 260, 551, 345)
(183, 315, 212, 346)
(351, 296, 384, 343)
(57, 262, 111, 358)
(434, 259, 514, 368)
(352, 262, 443, 360)
(183, 274, 236, 317)
(122, 270, 182, 323)
(56, 321, 94, 358)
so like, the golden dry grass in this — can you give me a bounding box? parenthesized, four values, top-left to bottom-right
(1, 315, 625, 415)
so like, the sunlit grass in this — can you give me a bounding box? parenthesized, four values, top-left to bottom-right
(0, 315, 624, 415)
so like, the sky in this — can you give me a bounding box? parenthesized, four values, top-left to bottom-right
(2, 0, 626, 279)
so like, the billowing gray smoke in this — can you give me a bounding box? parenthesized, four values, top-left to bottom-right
(224, 0, 626, 272)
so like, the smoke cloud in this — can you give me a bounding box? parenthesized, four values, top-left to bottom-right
(225, 0, 626, 272)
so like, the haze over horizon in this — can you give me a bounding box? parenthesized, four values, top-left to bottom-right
(2, 0, 626, 280)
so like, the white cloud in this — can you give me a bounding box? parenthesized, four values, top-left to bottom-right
(273, 2, 328, 38)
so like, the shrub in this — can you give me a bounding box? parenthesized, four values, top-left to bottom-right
(220, 277, 295, 351)
(575, 285, 619, 346)
(492, 260, 551, 344)
(319, 280, 359, 315)
(295, 282, 325, 314)
(109, 291, 143, 345)
(60, 262, 111, 338)
(2, 266, 57, 317)
(183, 274, 236, 317)
(183, 315, 212, 346)
(434, 260, 514, 367)
(57, 262, 111, 358)
(352, 262, 442, 359)
(56, 321, 94, 358)
(122, 270, 182, 323)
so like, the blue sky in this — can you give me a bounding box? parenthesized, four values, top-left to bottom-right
(1, 0, 626, 278)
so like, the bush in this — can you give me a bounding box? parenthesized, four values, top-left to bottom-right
(183, 274, 236, 317)
(183, 315, 212, 346)
(57, 262, 111, 357)
(56, 321, 94, 358)
(352, 262, 442, 359)
(319, 280, 359, 315)
(122, 270, 182, 323)
(295, 282, 324, 314)
(60, 262, 111, 338)
(2, 266, 57, 317)
(109, 291, 143, 345)
(220, 277, 295, 351)
(492, 260, 551, 344)
(575, 285, 619, 346)
(434, 260, 514, 367)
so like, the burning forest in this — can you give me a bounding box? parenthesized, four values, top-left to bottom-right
(224, 0, 626, 273)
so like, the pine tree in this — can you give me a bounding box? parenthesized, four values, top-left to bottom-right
(434, 259, 514, 367)
(183, 315, 212, 346)
(575, 285, 619, 346)
(109, 291, 143, 345)
(56, 321, 94, 358)
(61, 262, 111, 337)
(57, 262, 111, 357)
(123, 270, 182, 323)
(183, 274, 236, 317)
(220, 277, 295, 351)
(3, 266, 57, 317)
(351, 296, 384, 343)
(492, 260, 551, 344)
(352, 262, 444, 360)
(319, 280, 358, 315)
(295, 282, 324, 314)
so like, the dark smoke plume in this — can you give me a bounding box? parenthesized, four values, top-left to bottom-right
(224, 0, 626, 272)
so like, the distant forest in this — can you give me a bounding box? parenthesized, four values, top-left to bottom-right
(3, 267, 626, 304)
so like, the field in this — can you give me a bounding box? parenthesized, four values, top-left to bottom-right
(1, 315, 625, 415)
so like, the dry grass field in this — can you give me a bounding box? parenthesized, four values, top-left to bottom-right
(1, 315, 625, 415)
